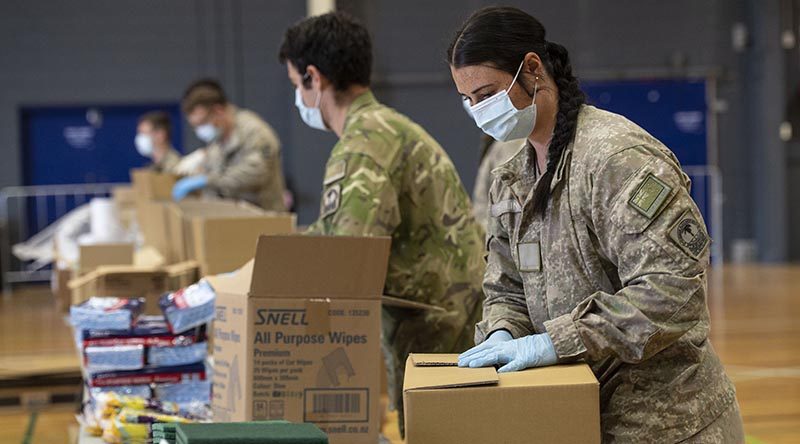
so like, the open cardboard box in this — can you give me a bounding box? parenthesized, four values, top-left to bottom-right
(167, 199, 296, 275)
(403, 354, 601, 444)
(68, 261, 200, 315)
(206, 234, 390, 444)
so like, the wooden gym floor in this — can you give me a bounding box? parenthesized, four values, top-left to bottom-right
(0, 265, 798, 444)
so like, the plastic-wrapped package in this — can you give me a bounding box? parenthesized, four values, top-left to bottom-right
(88, 362, 207, 388)
(89, 385, 152, 401)
(81, 316, 206, 349)
(148, 342, 208, 368)
(70, 297, 144, 331)
(154, 380, 212, 406)
(84, 344, 145, 372)
(160, 281, 215, 333)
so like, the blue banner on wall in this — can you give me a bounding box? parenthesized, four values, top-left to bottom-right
(21, 103, 183, 186)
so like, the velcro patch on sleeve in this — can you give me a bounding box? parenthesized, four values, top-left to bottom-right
(668, 210, 710, 260)
(629, 173, 673, 219)
(320, 184, 341, 219)
(323, 159, 347, 186)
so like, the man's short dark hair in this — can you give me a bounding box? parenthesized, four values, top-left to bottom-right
(138, 111, 172, 139)
(181, 78, 227, 114)
(278, 12, 372, 91)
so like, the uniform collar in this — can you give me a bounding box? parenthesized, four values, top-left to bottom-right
(491, 139, 573, 203)
(343, 90, 379, 133)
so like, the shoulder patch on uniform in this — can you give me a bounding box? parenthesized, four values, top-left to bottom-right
(668, 210, 709, 260)
(320, 184, 341, 219)
(628, 174, 673, 219)
(323, 159, 347, 186)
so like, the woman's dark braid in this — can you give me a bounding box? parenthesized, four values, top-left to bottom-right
(531, 40, 586, 216)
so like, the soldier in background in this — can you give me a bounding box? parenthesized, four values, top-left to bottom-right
(451, 7, 743, 442)
(279, 12, 485, 436)
(135, 111, 181, 173)
(173, 79, 287, 211)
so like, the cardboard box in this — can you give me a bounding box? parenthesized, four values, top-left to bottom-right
(67, 260, 200, 315)
(131, 169, 179, 260)
(205, 235, 390, 444)
(168, 200, 296, 275)
(78, 243, 134, 275)
(112, 185, 137, 231)
(130, 169, 178, 201)
(403, 354, 601, 444)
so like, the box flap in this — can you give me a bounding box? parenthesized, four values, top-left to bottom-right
(403, 354, 498, 391)
(205, 259, 254, 296)
(249, 235, 390, 299)
(134, 246, 165, 267)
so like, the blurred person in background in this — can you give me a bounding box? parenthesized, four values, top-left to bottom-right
(135, 111, 181, 173)
(172, 79, 287, 211)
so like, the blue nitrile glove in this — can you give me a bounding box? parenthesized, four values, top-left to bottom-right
(172, 175, 208, 201)
(458, 329, 513, 367)
(459, 332, 557, 373)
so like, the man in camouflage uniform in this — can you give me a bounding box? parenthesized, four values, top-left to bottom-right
(279, 13, 485, 436)
(173, 79, 287, 211)
(476, 105, 742, 442)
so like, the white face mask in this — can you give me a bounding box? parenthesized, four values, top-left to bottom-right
(469, 60, 537, 142)
(195, 123, 219, 143)
(295, 87, 328, 131)
(135, 133, 153, 158)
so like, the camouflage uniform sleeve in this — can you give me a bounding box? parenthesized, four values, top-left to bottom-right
(306, 153, 401, 236)
(475, 179, 534, 344)
(471, 156, 493, 231)
(544, 145, 710, 363)
(206, 132, 274, 194)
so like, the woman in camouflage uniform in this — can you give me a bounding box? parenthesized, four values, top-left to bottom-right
(450, 7, 743, 443)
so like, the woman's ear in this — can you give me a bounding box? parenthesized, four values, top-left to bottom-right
(524, 51, 544, 77)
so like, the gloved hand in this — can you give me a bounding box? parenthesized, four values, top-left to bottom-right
(172, 175, 208, 201)
(457, 330, 513, 368)
(458, 332, 557, 373)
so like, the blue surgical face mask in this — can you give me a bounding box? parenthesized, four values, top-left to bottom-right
(135, 133, 153, 158)
(194, 123, 219, 143)
(295, 87, 328, 131)
(469, 60, 537, 142)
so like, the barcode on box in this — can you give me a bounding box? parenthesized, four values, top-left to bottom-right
(313, 393, 360, 414)
(304, 388, 369, 423)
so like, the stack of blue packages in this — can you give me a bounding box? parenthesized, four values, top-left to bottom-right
(70, 297, 144, 331)
(160, 280, 216, 334)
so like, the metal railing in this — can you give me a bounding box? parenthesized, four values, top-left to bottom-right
(0, 183, 125, 295)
